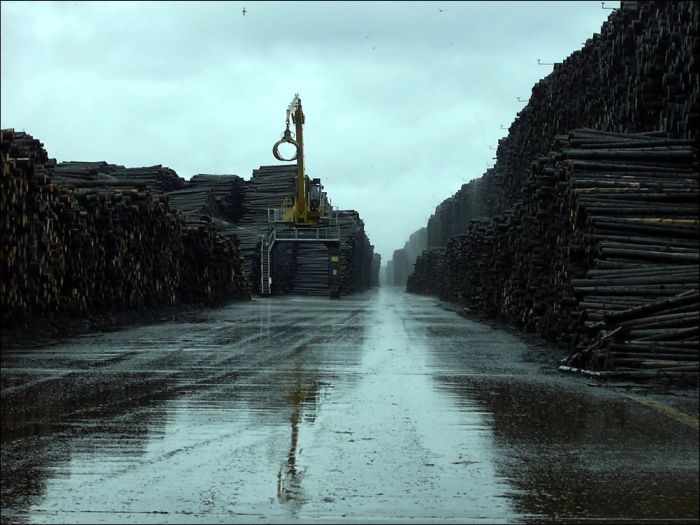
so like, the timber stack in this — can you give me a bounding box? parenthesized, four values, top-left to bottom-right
(406, 247, 446, 296)
(386, 227, 427, 287)
(227, 164, 298, 288)
(370, 253, 381, 288)
(288, 244, 331, 296)
(1, 129, 248, 327)
(188, 174, 246, 223)
(409, 129, 698, 379)
(54, 161, 187, 192)
(562, 290, 699, 379)
(395, 0, 698, 268)
(480, 0, 699, 220)
(401, 0, 698, 380)
(337, 210, 375, 295)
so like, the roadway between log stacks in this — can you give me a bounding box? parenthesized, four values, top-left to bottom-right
(1, 288, 698, 523)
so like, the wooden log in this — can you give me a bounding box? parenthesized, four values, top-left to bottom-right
(603, 290, 699, 324)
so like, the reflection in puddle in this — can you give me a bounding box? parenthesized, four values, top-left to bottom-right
(277, 371, 309, 510)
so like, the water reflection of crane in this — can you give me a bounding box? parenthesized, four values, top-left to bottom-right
(276, 366, 324, 510)
(277, 377, 305, 506)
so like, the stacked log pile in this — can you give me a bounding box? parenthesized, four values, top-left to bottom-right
(426, 178, 486, 249)
(337, 210, 374, 295)
(179, 215, 247, 303)
(166, 185, 218, 218)
(2, 130, 63, 319)
(119, 165, 186, 192)
(1, 129, 248, 327)
(481, 0, 699, 219)
(186, 174, 245, 223)
(406, 247, 446, 296)
(562, 290, 699, 379)
(387, 227, 428, 287)
(181, 164, 376, 296)
(410, 129, 698, 378)
(370, 253, 381, 288)
(550, 131, 698, 376)
(392, 0, 699, 284)
(166, 165, 292, 294)
(53, 161, 125, 184)
(270, 242, 297, 295)
(54, 161, 187, 192)
(234, 165, 297, 281)
(389, 248, 409, 286)
(289, 243, 330, 296)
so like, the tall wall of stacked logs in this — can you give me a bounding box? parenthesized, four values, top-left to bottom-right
(402, 0, 699, 379)
(1, 131, 378, 329)
(1, 130, 249, 327)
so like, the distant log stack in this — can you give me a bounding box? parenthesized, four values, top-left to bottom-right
(370, 253, 381, 288)
(389, 248, 409, 286)
(410, 129, 698, 378)
(387, 227, 428, 287)
(1, 129, 248, 327)
(406, 247, 446, 296)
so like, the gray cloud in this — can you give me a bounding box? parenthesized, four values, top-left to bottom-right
(1, 0, 617, 261)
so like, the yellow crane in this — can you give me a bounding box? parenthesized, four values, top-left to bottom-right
(266, 94, 341, 299)
(272, 94, 326, 224)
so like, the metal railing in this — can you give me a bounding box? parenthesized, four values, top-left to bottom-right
(275, 225, 340, 242)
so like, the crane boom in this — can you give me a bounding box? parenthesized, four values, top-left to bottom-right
(272, 94, 326, 224)
(288, 95, 307, 222)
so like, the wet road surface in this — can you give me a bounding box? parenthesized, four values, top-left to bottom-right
(1, 287, 698, 523)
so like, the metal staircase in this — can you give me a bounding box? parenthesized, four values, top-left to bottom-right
(260, 228, 276, 295)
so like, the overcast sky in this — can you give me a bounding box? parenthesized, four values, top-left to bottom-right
(1, 0, 618, 261)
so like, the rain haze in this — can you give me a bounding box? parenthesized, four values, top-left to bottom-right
(0, 0, 618, 262)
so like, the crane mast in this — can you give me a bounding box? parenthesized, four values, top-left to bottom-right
(272, 94, 325, 224)
(290, 96, 307, 222)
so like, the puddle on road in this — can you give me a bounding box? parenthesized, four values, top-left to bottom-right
(433, 375, 699, 523)
(1, 289, 697, 523)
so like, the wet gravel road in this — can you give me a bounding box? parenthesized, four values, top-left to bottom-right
(1, 287, 698, 524)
